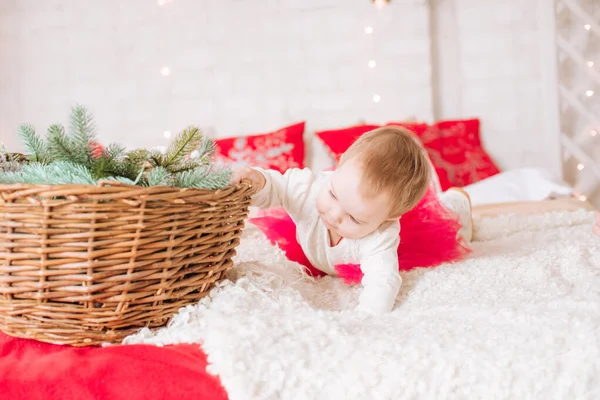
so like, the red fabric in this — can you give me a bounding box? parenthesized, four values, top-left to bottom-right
(215, 122, 305, 173)
(314, 124, 380, 162)
(248, 186, 471, 284)
(315, 119, 501, 190)
(429, 118, 500, 188)
(0, 332, 228, 400)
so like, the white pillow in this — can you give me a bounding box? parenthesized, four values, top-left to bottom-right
(463, 168, 573, 206)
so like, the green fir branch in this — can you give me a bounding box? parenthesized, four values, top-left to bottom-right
(162, 126, 203, 169)
(17, 123, 49, 163)
(145, 166, 172, 187)
(47, 124, 77, 163)
(174, 165, 232, 190)
(4, 107, 232, 190)
(125, 149, 150, 166)
(0, 161, 96, 185)
(193, 136, 217, 165)
(68, 104, 96, 165)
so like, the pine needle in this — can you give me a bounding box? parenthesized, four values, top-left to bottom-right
(17, 123, 49, 163)
(145, 166, 172, 187)
(5, 108, 233, 190)
(68, 104, 96, 165)
(162, 126, 203, 169)
(47, 124, 77, 163)
(0, 161, 96, 185)
(175, 165, 232, 189)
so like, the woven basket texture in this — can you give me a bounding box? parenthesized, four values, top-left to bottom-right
(0, 180, 255, 346)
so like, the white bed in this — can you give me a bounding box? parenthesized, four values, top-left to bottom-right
(124, 168, 600, 399)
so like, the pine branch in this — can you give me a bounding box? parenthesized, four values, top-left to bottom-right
(168, 159, 203, 174)
(145, 166, 172, 187)
(194, 135, 217, 165)
(174, 165, 232, 190)
(87, 143, 129, 180)
(126, 149, 150, 166)
(47, 124, 78, 163)
(105, 143, 126, 160)
(104, 176, 137, 185)
(0, 161, 96, 185)
(148, 150, 165, 168)
(6, 108, 232, 190)
(17, 123, 50, 163)
(68, 105, 96, 165)
(162, 126, 203, 170)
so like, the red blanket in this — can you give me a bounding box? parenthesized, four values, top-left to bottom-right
(0, 332, 227, 400)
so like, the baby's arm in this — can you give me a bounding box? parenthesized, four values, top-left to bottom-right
(233, 166, 314, 217)
(356, 223, 402, 314)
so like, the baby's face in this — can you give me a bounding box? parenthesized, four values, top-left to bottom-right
(316, 159, 392, 240)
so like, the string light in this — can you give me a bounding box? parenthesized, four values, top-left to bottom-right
(589, 61, 595, 67)
(577, 163, 585, 171)
(579, 195, 587, 201)
(160, 67, 171, 76)
(372, 94, 381, 103)
(163, 130, 172, 139)
(586, 90, 594, 97)
(591, 129, 598, 137)
(368, 60, 377, 68)
(372, 0, 389, 9)
(365, 26, 374, 34)
(584, 24, 591, 31)
(190, 150, 200, 158)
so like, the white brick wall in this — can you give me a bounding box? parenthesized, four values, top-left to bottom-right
(0, 0, 561, 177)
(432, 0, 562, 178)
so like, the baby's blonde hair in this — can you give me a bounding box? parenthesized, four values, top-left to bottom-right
(339, 126, 431, 218)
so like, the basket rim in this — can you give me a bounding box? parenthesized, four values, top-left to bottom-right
(0, 179, 256, 204)
(0, 179, 255, 194)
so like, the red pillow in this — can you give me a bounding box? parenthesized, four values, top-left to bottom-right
(215, 122, 305, 173)
(0, 332, 227, 400)
(424, 118, 500, 189)
(315, 122, 450, 188)
(315, 124, 380, 162)
(315, 119, 500, 191)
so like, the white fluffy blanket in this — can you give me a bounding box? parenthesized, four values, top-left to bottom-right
(124, 209, 600, 400)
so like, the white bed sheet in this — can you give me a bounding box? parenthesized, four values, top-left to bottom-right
(463, 168, 573, 206)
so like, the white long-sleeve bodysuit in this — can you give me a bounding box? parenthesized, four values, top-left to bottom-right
(251, 168, 402, 314)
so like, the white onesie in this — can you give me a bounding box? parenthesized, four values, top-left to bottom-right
(251, 167, 402, 315)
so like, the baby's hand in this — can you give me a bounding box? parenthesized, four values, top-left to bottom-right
(593, 212, 600, 237)
(231, 166, 266, 191)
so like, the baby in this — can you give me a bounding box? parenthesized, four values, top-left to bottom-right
(233, 127, 472, 314)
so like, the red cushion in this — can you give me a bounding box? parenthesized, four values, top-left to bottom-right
(316, 119, 500, 191)
(215, 122, 305, 173)
(315, 124, 380, 162)
(315, 122, 450, 187)
(0, 332, 228, 400)
(427, 118, 500, 189)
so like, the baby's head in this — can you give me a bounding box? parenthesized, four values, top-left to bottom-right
(316, 126, 431, 240)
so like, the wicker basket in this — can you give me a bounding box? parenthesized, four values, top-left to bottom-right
(0, 180, 255, 346)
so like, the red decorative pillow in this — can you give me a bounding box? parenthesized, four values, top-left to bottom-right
(215, 122, 305, 173)
(315, 122, 449, 188)
(315, 124, 380, 162)
(421, 118, 500, 189)
(0, 332, 227, 400)
(315, 119, 500, 191)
